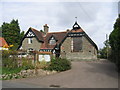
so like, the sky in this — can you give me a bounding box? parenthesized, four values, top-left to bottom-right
(0, 0, 119, 49)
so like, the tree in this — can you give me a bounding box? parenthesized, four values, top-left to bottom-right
(0, 27, 2, 37)
(109, 14, 120, 71)
(2, 19, 24, 50)
(98, 40, 110, 59)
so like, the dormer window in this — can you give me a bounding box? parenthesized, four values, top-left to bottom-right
(49, 36, 56, 45)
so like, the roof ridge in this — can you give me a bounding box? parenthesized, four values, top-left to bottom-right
(30, 27, 40, 32)
(29, 27, 44, 42)
(47, 31, 67, 34)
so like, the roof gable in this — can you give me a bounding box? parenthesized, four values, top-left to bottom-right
(29, 27, 44, 42)
(48, 35, 58, 41)
(0, 37, 9, 47)
(26, 30, 35, 37)
(17, 27, 44, 50)
(40, 32, 67, 49)
(72, 21, 81, 30)
(84, 33, 98, 50)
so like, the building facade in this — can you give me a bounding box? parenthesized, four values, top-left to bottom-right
(18, 22, 98, 60)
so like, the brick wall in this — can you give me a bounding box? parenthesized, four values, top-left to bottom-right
(60, 36, 97, 60)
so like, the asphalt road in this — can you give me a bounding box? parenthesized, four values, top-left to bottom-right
(2, 59, 118, 88)
(2, 80, 45, 88)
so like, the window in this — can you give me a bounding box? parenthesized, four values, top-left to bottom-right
(28, 48, 33, 51)
(19, 46, 23, 50)
(72, 37, 82, 52)
(28, 38, 33, 44)
(49, 37, 56, 45)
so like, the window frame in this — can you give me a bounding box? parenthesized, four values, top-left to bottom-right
(49, 36, 56, 45)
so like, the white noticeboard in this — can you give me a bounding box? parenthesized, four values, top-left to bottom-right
(39, 55, 50, 62)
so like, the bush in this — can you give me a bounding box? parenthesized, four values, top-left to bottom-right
(2, 50, 35, 75)
(35, 60, 50, 69)
(2, 50, 18, 69)
(45, 58, 71, 72)
(21, 58, 34, 70)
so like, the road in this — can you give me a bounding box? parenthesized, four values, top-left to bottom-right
(2, 59, 118, 88)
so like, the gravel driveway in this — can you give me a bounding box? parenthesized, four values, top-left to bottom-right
(2, 59, 118, 88)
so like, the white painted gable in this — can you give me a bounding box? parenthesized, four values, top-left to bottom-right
(27, 31, 35, 37)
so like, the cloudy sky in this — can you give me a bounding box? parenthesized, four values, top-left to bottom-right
(0, 0, 119, 49)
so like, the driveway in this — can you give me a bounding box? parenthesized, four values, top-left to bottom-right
(2, 59, 118, 88)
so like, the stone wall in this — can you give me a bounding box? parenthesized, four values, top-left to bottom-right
(60, 36, 97, 60)
(21, 37, 42, 51)
(1, 69, 57, 80)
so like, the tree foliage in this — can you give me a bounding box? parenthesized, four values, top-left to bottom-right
(0, 27, 2, 37)
(98, 40, 110, 59)
(2, 19, 24, 50)
(98, 47, 107, 59)
(109, 14, 120, 71)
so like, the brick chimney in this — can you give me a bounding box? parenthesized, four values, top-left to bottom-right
(44, 24, 49, 35)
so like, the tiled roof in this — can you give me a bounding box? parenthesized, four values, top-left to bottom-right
(71, 28, 84, 33)
(0, 37, 9, 47)
(40, 31, 67, 49)
(30, 27, 44, 42)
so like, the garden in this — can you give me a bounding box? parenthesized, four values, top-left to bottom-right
(1, 50, 71, 80)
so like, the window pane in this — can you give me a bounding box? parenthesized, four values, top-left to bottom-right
(28, 38, 32, 44)
(28, 38, 30, 44)
(30, 38, 32, 43)
(49, 39, 56, 45)
(49, 37, 56, 45)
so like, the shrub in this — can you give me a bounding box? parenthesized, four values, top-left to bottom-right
(36, 60, 50, 69)
(45, 58, 71, 72)
(2, 50, 18, 69)
(2, 50, 35, 75)
(21, 58, 34, 70)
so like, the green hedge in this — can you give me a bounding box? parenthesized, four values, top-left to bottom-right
(2, 50, 34, 74)
(21, 58, 34, 70)
(2, 50, 18, 69)
(44, 58, 71, 72)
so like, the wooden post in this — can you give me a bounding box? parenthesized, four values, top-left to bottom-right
(34, 51, 38, 75)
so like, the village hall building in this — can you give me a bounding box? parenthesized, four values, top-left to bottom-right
(18, 21, 98, 61)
